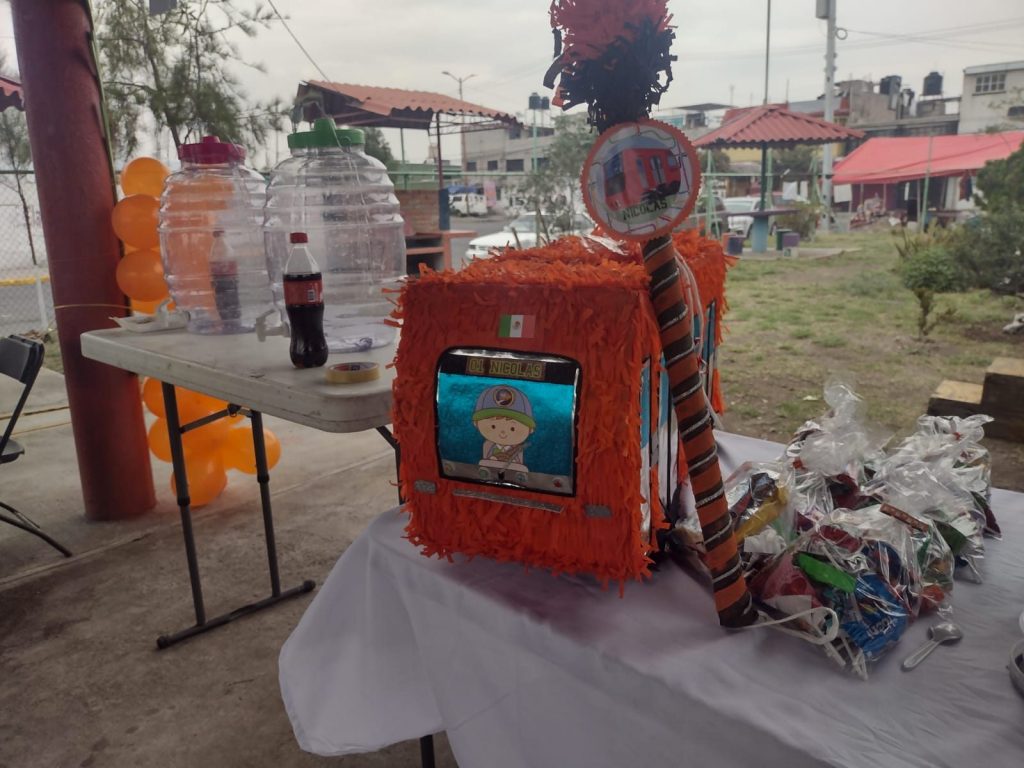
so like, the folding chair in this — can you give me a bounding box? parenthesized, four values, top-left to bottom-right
(0, 335, 71, 558)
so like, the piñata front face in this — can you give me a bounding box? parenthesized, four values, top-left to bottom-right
(393, 246, 674, 583)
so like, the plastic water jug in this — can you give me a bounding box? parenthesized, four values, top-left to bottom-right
(264, 119, 405, 351)
(159, 136, 274, 334)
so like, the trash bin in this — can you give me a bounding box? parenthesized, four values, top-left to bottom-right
(775, 228, 792, 251)
(725, 234, 744, 256)
(782, 231, 800, 249)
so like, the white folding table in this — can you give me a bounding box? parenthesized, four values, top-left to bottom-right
(279, 431, 1024, 768)
(81, 328, 399, 648)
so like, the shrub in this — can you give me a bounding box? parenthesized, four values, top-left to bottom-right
(896, 241, 965, 338)
(776, 202, 820, 239)
(947, 207, 1024, 294)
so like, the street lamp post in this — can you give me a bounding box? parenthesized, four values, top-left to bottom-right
(442, 70, 476, 215)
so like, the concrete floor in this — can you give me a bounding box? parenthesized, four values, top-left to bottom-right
(0, 371, 457, 767)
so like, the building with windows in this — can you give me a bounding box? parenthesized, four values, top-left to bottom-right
(959, 61, 1024, 134)
(462, 123, 556, 177)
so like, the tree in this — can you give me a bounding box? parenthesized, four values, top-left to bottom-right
(975, 143, 1024, 212)
(699, 148, 730, 174)
(95, 0, 285, 158)
(363, 127, 395, 168)
(771, 144, 817, 180)
(520, 114, 595, 230)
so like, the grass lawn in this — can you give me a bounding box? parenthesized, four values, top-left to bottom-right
(717, 227, 1024, 492)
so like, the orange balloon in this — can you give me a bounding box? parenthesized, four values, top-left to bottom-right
(221, 426, 282, 474)
(170, 452, 228, 507)
(131, 298, 174, 315)
(147, 416, 231, 463)
(142, 379, 231, 424)
(141, 377, 171, 417)
(112, 194, 160, 250)
(122, 157, 170, 198)
(116, 249, 169, 301)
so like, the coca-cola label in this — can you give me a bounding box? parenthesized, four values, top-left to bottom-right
(284, 277, 323, 306)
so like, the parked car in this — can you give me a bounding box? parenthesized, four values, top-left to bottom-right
(724, 196, 767, 240)
(449, 192, 488, 216)
(464, 212, 594, 261)
(679, 194, 728, 238)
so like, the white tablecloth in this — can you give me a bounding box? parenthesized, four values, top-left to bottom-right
(279, 433, 1024, 768)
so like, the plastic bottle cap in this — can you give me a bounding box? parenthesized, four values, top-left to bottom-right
(179, 136, 246, 164)
(290, 232, 309, 244)
(287, 118, 365, 150)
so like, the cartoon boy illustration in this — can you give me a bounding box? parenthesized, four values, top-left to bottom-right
(472, 385, 535, 475)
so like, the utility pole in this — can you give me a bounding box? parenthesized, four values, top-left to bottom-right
(442, 71, 477, 217)
(758, 0, 772, 218)
(818, 0, 838, 231)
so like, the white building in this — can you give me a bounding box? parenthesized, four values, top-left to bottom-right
(958, 60, 1024, 134)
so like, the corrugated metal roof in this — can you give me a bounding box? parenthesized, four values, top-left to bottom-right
(693, 104, 863, 148)
(834, 131, 1024, 185)
(0, 74, 24, 112)
(301, 81, 516, 130)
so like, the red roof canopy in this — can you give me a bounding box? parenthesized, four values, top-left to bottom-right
(834, 131, 1024, 185)
(297, 81, 517, 132)
(693, 104, 863, 148)
(0, 74, 24, 112)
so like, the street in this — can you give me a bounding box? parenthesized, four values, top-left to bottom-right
(448, 211, 509, 269)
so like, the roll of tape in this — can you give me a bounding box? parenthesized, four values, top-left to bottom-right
(325, 361, 380, 384)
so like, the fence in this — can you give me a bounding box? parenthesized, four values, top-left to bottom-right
(0, 173, 54, 337)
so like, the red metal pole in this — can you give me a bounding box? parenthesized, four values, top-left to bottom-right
(11, 0, 155, 520)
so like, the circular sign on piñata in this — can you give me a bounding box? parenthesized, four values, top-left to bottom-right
(581, 119, 701, 242)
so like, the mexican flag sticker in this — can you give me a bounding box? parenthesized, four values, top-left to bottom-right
(498, 314, 536, 339)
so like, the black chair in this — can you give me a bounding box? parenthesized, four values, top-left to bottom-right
(0, 335, 71, 558)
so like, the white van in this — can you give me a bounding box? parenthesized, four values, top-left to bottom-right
(449, 193, 488, 216)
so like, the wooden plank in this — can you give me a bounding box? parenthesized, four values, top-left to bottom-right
(928, 379, 1024, 442)
(982, 357, 1024, 415)
(928, 379, 982, 414)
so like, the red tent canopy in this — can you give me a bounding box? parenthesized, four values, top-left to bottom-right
(693, 104, 863, 148)
(834, 131, 1024, 185)
(296, 81, 517, 132)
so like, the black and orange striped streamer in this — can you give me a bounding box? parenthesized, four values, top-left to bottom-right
(643, 234, 758, 628)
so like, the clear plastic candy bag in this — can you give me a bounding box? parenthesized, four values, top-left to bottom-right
(752, 505, 921, 674)
(787, 380, 892, 486)
(865, 458, 985, 582)
(889, 414, 999, 536)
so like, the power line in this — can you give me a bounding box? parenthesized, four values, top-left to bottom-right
(264, 0, 332, 83)
(678, 16, 1024, 62)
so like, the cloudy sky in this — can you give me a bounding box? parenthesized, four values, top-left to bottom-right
(2, 0, 1023, 166)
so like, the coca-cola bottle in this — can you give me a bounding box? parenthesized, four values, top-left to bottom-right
(283, 232, 328, 368)
(209, 230, 242, 331)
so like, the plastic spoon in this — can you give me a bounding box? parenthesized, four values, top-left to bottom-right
(901, 622, 963, 671)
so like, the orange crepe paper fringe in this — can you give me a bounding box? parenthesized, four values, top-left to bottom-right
(550, 0, 672, 65)
(391, 238, 667, 586)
